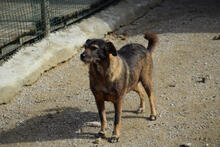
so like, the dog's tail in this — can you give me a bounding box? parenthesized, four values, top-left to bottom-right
(144, 32, 158, 53)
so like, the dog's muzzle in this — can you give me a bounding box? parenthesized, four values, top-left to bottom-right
(80, 52, 92, 63)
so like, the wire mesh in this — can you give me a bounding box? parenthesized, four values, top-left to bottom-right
(0, 0, 116, 60)
(49, 0, 103, 30)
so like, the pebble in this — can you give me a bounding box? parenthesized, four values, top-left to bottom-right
(213, 35, 220, 40)
(75, 129, 81, 134)
(158, 113, 162, 118)
(93, 137, 102, 144)
(180, 142, 192, 147)
(85, 121, 101, 127)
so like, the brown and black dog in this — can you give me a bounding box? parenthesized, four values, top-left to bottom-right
(80, 32, 158, 143)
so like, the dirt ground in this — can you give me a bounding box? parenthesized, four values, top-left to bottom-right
(0, 0, 220, 146)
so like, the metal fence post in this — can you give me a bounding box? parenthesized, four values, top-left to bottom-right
(41, 0, 50, 36)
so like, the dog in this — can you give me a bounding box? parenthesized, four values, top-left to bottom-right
(80, 32, 158, 143)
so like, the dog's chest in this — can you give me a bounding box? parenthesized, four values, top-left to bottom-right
(91, 80, 120, 101)
(89, 63, 125, 101)
(93, 80, 116, 94)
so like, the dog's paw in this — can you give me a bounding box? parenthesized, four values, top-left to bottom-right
(136, 107, 145, 114)
(109, 135, 119, 143)
(149, 114, 157, 121)
(96, 131, 106, 138)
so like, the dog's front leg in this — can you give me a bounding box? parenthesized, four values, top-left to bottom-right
(110, 99, 123, 143)
(95, 98, 107, 138)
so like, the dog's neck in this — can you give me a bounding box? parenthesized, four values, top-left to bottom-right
(106, 54, 122, 82)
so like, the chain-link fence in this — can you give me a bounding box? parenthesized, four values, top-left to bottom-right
(0, 0, 116, 61)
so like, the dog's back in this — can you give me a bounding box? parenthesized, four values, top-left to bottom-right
(118, 32, 158, 91)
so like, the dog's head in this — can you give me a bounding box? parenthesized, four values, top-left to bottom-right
(80, 39, 117, 64)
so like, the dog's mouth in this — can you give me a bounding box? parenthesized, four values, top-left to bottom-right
(80, 57, 90, 64)
(81, 59, 92, 64)
(80, 56, 100, 64)
(80, 52, 101, 64)
(80, 53, 91, 64)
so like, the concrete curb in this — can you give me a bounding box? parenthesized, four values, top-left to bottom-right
(0, 0, 162, 104)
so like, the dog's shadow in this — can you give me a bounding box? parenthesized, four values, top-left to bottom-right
(0, 107, 99, 144)
(107, 110, 152, 121)
(0, 107, 150, 144)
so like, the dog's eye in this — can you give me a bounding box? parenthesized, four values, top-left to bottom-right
(91, 46, 98, 50)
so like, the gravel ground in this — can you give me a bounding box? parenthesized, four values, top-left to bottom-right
(0, 0, 220, 146)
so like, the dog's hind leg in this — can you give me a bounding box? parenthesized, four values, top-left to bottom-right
(134, 82, 146, 114)
(140, 69, 157, 121)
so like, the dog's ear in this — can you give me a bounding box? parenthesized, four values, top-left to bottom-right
(85, 39, 92, 47)
(105, 41, 117, 56)
(83, 39, 92, 48)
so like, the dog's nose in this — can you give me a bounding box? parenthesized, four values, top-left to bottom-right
(80, 52, 86, 60)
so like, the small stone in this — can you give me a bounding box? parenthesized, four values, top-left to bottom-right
(158, 113, 162, 118)
(165, 97, 169, 100)
(75, 129, 81, 134)
(193, 76, 206, 83)
(118, 35, 126, 40)
(93, 137, 102, 144)
(180, 142, 192, 147)
(122, 30, 129, 36)
(85, 121, 101, 127)
(213, 35, 220, 40)
(168, 84, 176, 87)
